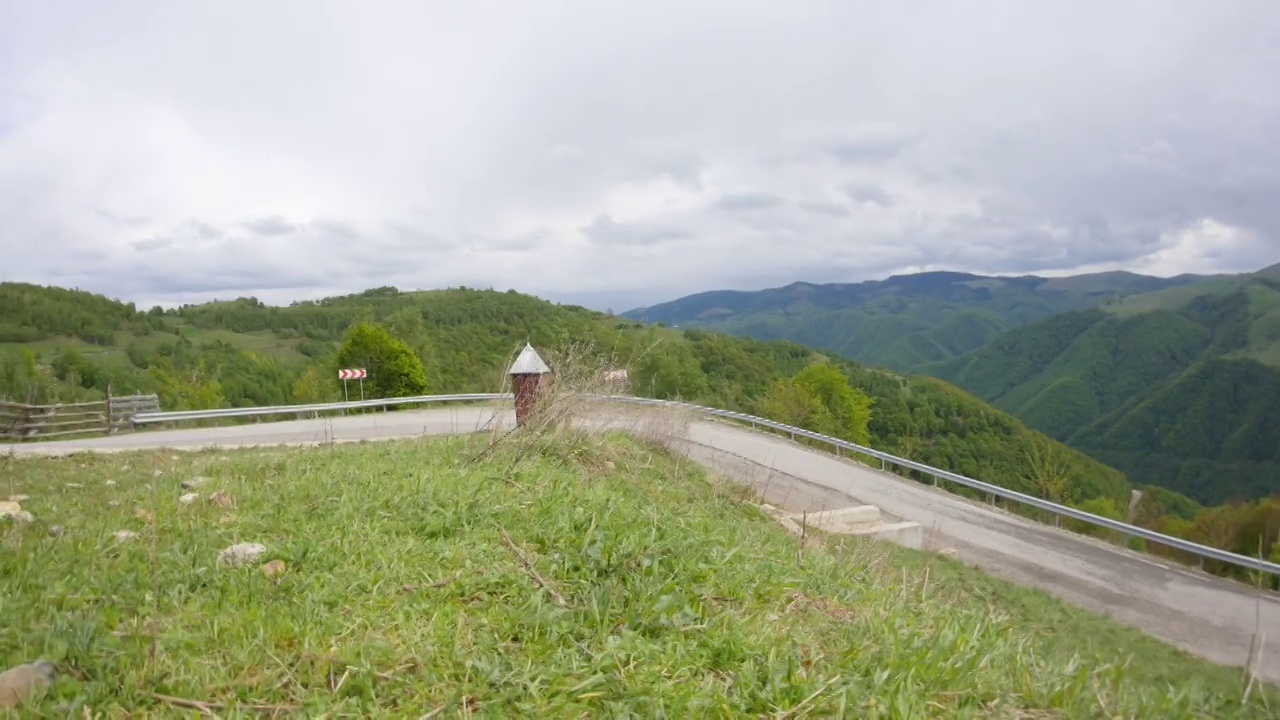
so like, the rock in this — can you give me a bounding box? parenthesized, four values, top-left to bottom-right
(218, 543, 267, 567)
(9, 494, 29, 502)
(208, 491, 234, 509)
(0, 660, 55, 709)
(152, 469, 163, 478)
(48, 525, 64, 538)
(218, 513, 237, 526)
(113, 530, 138, 542)
(104, 480, 117, 487)
(65, 483, 83, 489)
(603, 460, 617, 472)
(0, 501, 22, 518)
(8, 511, 34, 524)
(181, 476, 208, 490)
(133, 508, 155, 524)
(260, 559, 288, 580)
(107, 500, 120, 508)
(178, 492, 199, 505)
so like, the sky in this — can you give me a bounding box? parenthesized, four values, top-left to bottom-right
(1, 1, 1279, 312)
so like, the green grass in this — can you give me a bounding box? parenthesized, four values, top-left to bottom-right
(1, 431, 1272, 717)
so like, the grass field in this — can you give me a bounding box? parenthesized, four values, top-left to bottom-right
(1, 430, 1273, 717)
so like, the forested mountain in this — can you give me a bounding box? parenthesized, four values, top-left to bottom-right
(924, 267, 1280, 505)
(623, 271, 1204, 371)
(4, 280, 1279, 579)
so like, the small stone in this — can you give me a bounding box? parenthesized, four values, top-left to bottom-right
(0, 501, 22, 518)
(181, 476, 208, 490)
(48, 525, 64, 538)
(133, 508, 155, 524)
(603, 460, 617, 472)
(104, 480, 117, 487)
(0, 660, 55, 709)
(107, 500, 120, 508)
(209, 491, 234, 509)
(9, 494, 29, 502)
(260, 559, 288, 580)
(113, 530, 138, 542)
(218, 542, 267, 567)
(66, 483, 83, 489)
(152, 469, 163, 478)
(178, 492, 199, 506)
(4, 511, 34, 524)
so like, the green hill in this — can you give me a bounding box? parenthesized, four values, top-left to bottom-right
(622, 271, 1204, 371)
(923, 269, 1280, 504)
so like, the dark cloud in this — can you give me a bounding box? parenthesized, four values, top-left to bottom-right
(714, 192, 786, 211)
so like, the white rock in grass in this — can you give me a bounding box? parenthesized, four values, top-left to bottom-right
(104, 480, 117, 487)
(48, 525, 64, 538)
(3, 511, 34, 524)
(113, 530, 138, 542)
(178, 492, 199, 506)
(218, 543, 267, 567)
(0, 501, 21, 518)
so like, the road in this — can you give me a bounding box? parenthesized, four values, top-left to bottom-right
(7, 404, 1278, 682)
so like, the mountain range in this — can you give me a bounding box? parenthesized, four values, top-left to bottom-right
(626, 265, 1280, 504)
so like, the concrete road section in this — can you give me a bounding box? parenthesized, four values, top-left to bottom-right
(6, 404, 1277, 682)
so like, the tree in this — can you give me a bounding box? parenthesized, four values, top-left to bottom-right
(335, 322, 428, 398)
(792, 363, 873, 444)
(758, 378, 834, 434)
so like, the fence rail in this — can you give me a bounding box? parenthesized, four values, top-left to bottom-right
(128, 392, 1280, 579)
(1, 394, 161, 440)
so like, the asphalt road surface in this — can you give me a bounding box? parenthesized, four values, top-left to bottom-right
(7, 404, 1277, 682)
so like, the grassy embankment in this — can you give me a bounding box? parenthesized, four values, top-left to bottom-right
(1, 424, 1273, 717)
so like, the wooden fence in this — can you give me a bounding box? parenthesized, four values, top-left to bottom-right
(0, 393, 161, 441)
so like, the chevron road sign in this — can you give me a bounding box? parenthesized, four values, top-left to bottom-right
(338, 368, 367, 402)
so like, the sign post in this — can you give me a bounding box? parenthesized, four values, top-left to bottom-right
(338, 368, 368, 404)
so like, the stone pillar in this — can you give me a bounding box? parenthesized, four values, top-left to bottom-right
(508, 343, 552, 427)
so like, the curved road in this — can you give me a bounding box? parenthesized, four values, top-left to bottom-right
(6, 404, 1278, 682)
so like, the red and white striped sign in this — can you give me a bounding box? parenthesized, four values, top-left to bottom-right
(338, 368, 367, 380)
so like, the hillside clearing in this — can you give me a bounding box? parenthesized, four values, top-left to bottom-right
(1, 431, 1273, 717)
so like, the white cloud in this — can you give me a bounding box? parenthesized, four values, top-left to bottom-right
(1, 0, 1278, 310)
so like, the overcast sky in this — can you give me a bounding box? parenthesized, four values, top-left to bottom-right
(2, 1, 1278, 311)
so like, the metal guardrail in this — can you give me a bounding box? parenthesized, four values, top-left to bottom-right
(130, 392, 1280, 579)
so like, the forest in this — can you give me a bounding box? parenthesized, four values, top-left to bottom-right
(2, 280, 1278, 582)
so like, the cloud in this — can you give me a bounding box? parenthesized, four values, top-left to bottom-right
(244, 216, 296, 236)
(0, 0, 1278, 311)
(581, 215, 689, 246)
(714, 192, 786, 211)
(843, 183, 893, 207)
